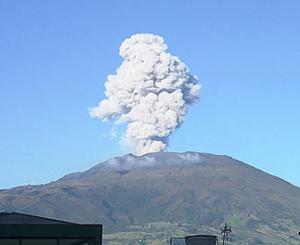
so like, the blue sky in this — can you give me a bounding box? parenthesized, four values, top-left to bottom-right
(0, 0, 299, 189)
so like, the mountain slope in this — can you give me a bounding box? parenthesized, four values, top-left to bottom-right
(1, 152, 300, 244)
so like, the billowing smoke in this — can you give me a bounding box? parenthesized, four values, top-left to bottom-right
(90, 33, 201, 155)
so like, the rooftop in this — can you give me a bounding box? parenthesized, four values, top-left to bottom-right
(0, 212, 74, 225)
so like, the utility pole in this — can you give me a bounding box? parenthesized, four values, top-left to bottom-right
(221, 223, 232, 245)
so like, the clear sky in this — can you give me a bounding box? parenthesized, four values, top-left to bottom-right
(0, 0, 299, 189)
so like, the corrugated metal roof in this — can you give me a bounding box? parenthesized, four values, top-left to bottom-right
(0, 212, 75, 225)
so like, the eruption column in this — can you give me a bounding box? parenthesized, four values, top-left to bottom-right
(90, 33, 201, 155)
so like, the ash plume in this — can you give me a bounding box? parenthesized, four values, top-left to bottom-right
(90, 33, 201, 155)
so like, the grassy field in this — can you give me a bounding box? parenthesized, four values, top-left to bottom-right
(103, 216, 300, 245)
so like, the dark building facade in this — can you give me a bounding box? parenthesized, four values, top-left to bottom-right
(170, 235, 217, 245)
(185, 235, 217, 245)
(0, 212, 102, 245)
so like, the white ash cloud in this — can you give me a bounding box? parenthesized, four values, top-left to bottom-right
(90, 33, 201, 155)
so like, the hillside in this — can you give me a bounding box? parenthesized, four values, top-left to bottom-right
(1, 152, 300, 244)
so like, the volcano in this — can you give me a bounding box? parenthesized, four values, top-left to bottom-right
(1, 152, 300, 244)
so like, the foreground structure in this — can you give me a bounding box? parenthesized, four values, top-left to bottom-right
(170, 235, 218, 245)
(0, 212, 102, 245)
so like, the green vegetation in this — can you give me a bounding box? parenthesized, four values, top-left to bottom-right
(103, 219, 300, 245)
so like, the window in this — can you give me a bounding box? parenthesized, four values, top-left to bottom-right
(22, 239, 57, 245)
(0, 239, 19, 245)
(59, 239, 89, 245)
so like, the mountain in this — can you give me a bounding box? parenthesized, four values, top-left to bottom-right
(1, 152, 300, 244)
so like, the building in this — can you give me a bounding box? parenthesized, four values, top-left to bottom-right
(185, 235, 217, 245)
(170, 235, 218, 245)
(0, 212, 102, 245)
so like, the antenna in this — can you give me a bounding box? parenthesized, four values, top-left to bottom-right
(221, 223, 232, 245)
